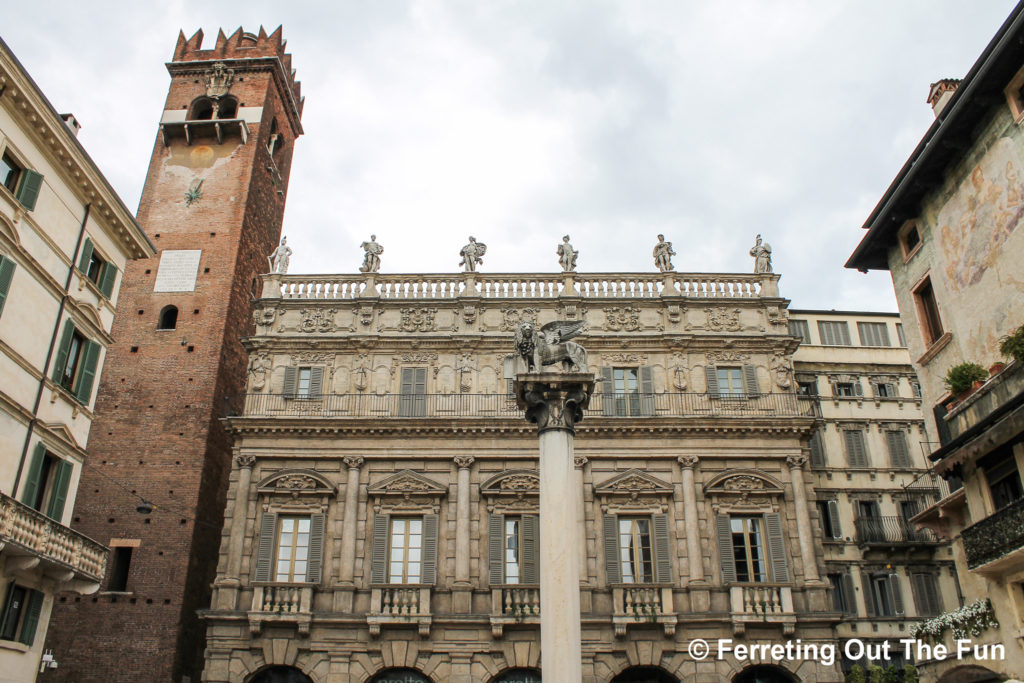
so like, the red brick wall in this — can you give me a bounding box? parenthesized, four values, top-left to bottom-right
(44, 31, 301, 682)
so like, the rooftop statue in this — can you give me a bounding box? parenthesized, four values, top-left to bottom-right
(515, 320, 588, 373)
(557, 235, 579, 272)
(268, 236, 292, 274)
(359, 234, 383, 273)
(750, 233, 773, 274)
(653, 234, 676, 272)
(459, 236, 487, 272)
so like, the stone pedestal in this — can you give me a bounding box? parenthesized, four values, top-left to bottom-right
(515, 372, 594, 682)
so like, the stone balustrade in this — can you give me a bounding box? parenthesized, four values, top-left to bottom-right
(247, 584, 313, 634)
(368, 585, 432, 637)
(729, 584, 795, 635)
(489, 585, 541, 637)
(0, 492, 106, 583)
(610, 585, 676, 637)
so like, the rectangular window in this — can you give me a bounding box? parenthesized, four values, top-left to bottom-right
(834, 381, 860, 397)
(717, 367, 745, 397)
(843, 430, 870, 468)
(817, 500, 841, 540)
(489, 513, 538, 585)
(828, 572, 856, 615)
(982, 449, 1024, 511)
(817, 321, 852, 346)
(283, 366, 323, 400)
(0, 151, 42, 211)
(911, 573, 943, 617)
(399, 367, 427, 417)
(797, 379, 818, 396)
(873, 381, 896, 398)
(900, 222, 922, 259)
(389, 517, 424, 583)
(0, 152, 21, 194)
(108, 547, 133, 592)
(910, 381, 921, 398)
(504, 517, 522, 584)
(52, 320, 100, 405)
(77, 238, 115, 296)
(297, 367, 312, 397)
(913, 277, 944, 346)
(613, 367, 640, 416)
(731, 517, 767, 583)
(858, 322, 892, 347)
(868, 573, 904, 617)
(886, 430, 912, 468)
(0, 584, 43, 646)
(618, 517, 654, 583)
(275, 516, 311, 582)
(896, 323, 907, 347)
(788, 320, 811, 343)
(21, 444, 72, 521)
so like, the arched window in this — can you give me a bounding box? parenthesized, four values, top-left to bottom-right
(369, 669, 432, 683)
(248, 666, 313, 683)
(267, 119, 283, 156)
(157, 306, 178, 330)
(611, 667, 679, 683)
(218, 96, 238, 119)
(189, 97, 215, 120)
(492, 669, 542, 683)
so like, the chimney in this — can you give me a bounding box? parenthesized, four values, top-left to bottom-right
(927, 79, 961, 117)
(60, 113, 82, 137)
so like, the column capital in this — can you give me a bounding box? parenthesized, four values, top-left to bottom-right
(515, 373, 595, 435)
(233, 454, 255, 470)
(454, 455, 475, 470)
(573, 456, 588, 469)
(343, 456, 365, 470)
(677, 454, 699, 469)
(786, 453, 808, 470)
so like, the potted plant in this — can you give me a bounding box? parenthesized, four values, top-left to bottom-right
(944, 362, 989, 397)
(1000, 323, 1024, 363)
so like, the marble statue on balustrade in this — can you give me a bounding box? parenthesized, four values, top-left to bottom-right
(514, 320, 588, 373)
(557, 235, 579, 272)
(653, 234, 676, 272)
(268, 236, 292, 274)
(750, 234, 772, 273)
(459, 236, 487, 272)
(359, 235, 383, 273)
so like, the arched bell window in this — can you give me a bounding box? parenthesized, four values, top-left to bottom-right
(157, 305, 178, 331)
(189, 97, 215, 120)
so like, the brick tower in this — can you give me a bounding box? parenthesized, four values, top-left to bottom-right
(45, 27, 303, 682)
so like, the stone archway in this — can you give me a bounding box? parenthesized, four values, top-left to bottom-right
(732, 664, 799, 683)
(491, 668, 542, 683)
(368, 669, 433, 683)
(611, 666, 680, 683)
(248, 666, 314, 683)
(937, 665, 1007, 683)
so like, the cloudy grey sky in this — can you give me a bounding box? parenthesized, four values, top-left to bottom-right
(4, 1, 1017, 310)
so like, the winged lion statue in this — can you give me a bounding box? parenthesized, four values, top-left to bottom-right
(514, 320, 588, 373)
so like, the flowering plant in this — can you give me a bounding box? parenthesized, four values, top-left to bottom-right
(910, 598, 999, 642)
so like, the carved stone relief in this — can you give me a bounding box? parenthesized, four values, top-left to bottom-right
(248, 352, 271, 392)
(299, 308, 335, 333)
(398, 307, 437, 333)
(603, 306, 641, 332)
(671, 352, 689, 391)
(706, 351, 751, 364)
(500, 307, 540, 332)
(706, 307, 741, 332)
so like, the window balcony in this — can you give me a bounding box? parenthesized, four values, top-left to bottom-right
(158, 118, 248, 146)
(611, 584, 677, 637)
(0, 491, 106, 590)
(248, 583, 313, 635)
(368, 584, 432, 637)
(729, 584, 795, 636)
(489, 584, 540, 637)
(963, 496, 1024, 573)
(854, 516, 939, 546)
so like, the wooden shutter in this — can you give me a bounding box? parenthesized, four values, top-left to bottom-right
(522, 514, 540, 585)
(488, 514, 504, 585)
(399, 367, 427, 417)
(18, 589, 44, 646)
(252, 512, 278, 582)
(887, 431, 911, 468)
(421, 514, 439, 585)
(600, 367, 615, 416)
(0, 255, 14, 317)
(715, 515, 736, 584)
(705, 366, 721, 398)
(742, 365, 759, 395)
(77, 238, 95, 274)
(652, 513, 672, 583)
(306, 513, 326, 584)
(282, 367, 298, 398)
(21, 443, 46, 507)
(74, 339, 101, 405)
(841, 574, 856, 616)
(638, 366, 655, 416)
(826, 500, 841, 539)
(889, 573, 904, 615)
(52, 320, 75, 383)
(98, 262, 117, 298)
(45, 459, 73, 521)
(16, 170, 43, 211)
(844, 430, 868, 468)
(603, 514, 620, 584)
(370, 514, 389, 584)
(764, 512, 789, 583)
(862, 571, 876, 616)
(808, 430, 825, 467)
(924, 573, 942, 615)
(309, 367, 324, 399)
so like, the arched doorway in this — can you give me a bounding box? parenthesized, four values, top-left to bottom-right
(491, 668, 541, 682)
(369, 669, 432, 683)
(249, 666, 313, 683)
(937, 665, 1006, 683)
(611, 666, 679, 683)
(732, 665, 798, 683)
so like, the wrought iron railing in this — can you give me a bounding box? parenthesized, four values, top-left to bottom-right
(855, 516, 938, 545)
(963, 497, 1024, 569)
(236, 392, 814, 419)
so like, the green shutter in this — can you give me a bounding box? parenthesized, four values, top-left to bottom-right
(809, 430, 825, 467)
(715, 515, 736, 584)
(252, 512, 277, 582)
(603, 514, 620, 584)
(638, 366, 655, 416)
(17, 589, 44, 646)
(652, 513, 672, 583)
(841, 574, 856, 616)
(887, 431, 911, 468)
(764, 512, 790, 583)
(742, 364, 760, 395)
(370, 514, 389, 584)
(282, 367, 298, 398)
(600, 367, 615, 416)
(826, 500, 841, 539)
(74, 339, 100, 405)
(705, 366, 720, 398)
(306, 513, 326, 584)
(0, 255, 15, 318)
(862, 571, 876, 617)
(521, 514, 539, 585)
(21, 444, 46, 508)
(890, 573, 905, 616)
(98, 262, 117, 298)
(77, 238, 94, 274)
(52, 320, 75, 383)
(488, 514, 504, 585)
(309, 367, 324, 399)
(45, 458, 72, 521)
(421, 514, 438, 585)
(15, 169, 43, 211)
(844, 430, 869, 468)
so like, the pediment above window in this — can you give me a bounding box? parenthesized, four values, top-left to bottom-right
(595, 469, 673, 513)
(368, 469, 446, 513)
(257, 469, 335, 496)
(704, 470, 783, 511)
(481, 469, 539, 512)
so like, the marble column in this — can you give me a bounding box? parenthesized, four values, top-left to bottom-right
(677, 455, 704, 584)
(215, 454, 254, 610)
(453, 455, 475, 613)
(516, 372, 594, 682)
(787, 453, 820, 582)
(338, 456, 363, 584)
(574, 456, 588, 584)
